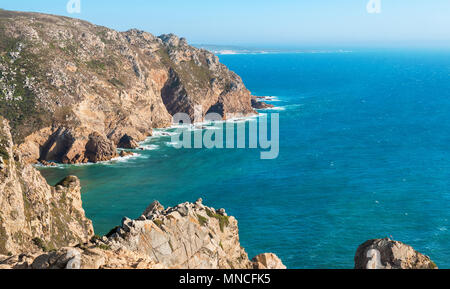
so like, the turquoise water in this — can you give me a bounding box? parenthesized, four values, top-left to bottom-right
(40, 50, 450, 269)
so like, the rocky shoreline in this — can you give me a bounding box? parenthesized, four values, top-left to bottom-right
(0, 10, 439, 270)
(0, 116, 439, 269)
(0, 116, 285, 269)
(0, 10, 271, 166)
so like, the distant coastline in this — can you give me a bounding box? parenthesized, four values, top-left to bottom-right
(194, 44, 352, 55)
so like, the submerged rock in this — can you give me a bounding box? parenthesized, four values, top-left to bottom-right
(251, 99, 274, 109)
(354, 238, 438, 269)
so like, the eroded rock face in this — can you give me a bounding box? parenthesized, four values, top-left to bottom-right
(117, 134, 139, 149)
(84, 132, 118, 163)
(0, 117, 94, 256)
(0, 10, 256, 164)
(252, 253, 286, 269)
(354, 238, 438, 269)
(0, 246, 163, 269)
(251, 99, 274, 110)
(106, 199, 285, 269)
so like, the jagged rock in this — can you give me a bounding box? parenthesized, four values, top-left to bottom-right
(107, 200, 283, 269)
(0, 117, 94, 256)
(117, 134, 139, 149)
(354, 238, 438, 269)
(85, 132, 118, 163)
(0, 10, 256, 164)
(119, 150, 134, 158)
(1, 112, 285, 270)
(0, 245, 163, 269)
(251, 99, 274, 109)
(252, 253, 287, 269)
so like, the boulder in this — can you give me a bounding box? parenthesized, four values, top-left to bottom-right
(354, 238, 438, 269)
(117, 134, 139, 149)
(85, 132, 118, 163)
(251, 99, 274, 109)
(252, 253, 287, 269)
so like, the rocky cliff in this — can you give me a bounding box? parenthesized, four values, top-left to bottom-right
(0, 10, 257, 165)
(354, 238, 438, 269)
(0, 116, 93, 256)
(0, 117, 284, 269)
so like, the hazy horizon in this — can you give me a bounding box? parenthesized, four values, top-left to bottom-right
(0, 0, 449, 48)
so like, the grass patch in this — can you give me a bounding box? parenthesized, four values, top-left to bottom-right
(96, 244, 111, 251)
(0, 146, 8, 160)
(197, 214, 208, 227)
(32, 237, 55, 252)
(206, 209, 229, 232)
(86, 60, 106, 72)
(153, 219, 164, 228)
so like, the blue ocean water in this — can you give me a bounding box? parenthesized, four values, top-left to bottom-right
(39, 50, 450, 269)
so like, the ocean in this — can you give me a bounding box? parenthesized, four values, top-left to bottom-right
(39, 50, 450, 269)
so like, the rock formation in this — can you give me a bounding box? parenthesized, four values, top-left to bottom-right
(107, 199, 262, 269)
(0, 114, 285, 269)
(251, 98, 275, 109)
(252, 253, 287, 269)
(354, 238, 438, 269)
(0, 10, 256, 164)
(0, 116, 93, 256)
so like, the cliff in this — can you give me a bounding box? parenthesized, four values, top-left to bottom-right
(0, 117, 284, 269)
(354, 238, 438, 269)
(0, 116, 93, 256)
(0, 10, 257, 165)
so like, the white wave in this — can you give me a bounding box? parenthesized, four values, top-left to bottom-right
(152, 130, 179, 137)
(139, 144, 160, 151)
(165, 141, 181, 147)
(110, 153, 144, 163)
(257, 106, 286, 111)
(256, 96, 282, 102)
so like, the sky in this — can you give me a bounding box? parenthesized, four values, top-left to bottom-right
(0, 0, 449, 48)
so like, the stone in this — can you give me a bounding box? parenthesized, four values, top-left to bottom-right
(252, 253, 287, 269)
(85, 132, 118, 163)
(251, 99, 275, 109)
(0, 117, 94, 256)
(107, 200, 284, 269)
(354, 238, 438, 269)
(117, 134, 139, 149)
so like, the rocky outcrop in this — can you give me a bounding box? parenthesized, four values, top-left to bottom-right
(0, 117, 93, 256)
(84, 132, 118, 163)
(0, 117, 283, 269)
(117, 134, 139, 149)
(0, 245, 163, 269)
(106, 199, 283, 269)
(0, 10, 256, 164)
(251, 99, 274, 109)
(252, 253, 286, 269)
(355, 238, 438, 269)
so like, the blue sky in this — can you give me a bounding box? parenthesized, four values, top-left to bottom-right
(1, 0, 449, 47)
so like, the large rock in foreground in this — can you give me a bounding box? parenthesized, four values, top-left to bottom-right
(355, 238, 438, 269)
(107, 199, 286, 269)
(0, 117, 93, 256)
